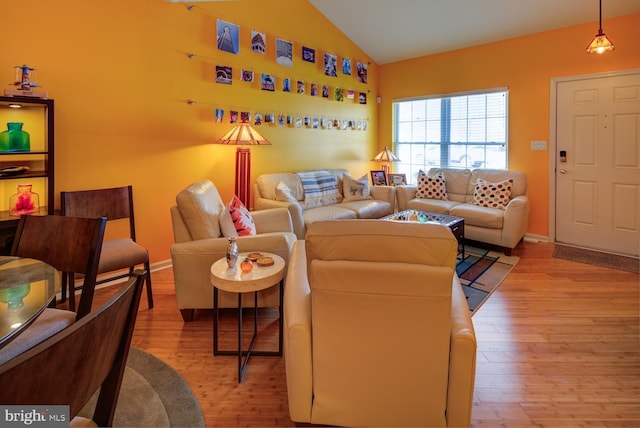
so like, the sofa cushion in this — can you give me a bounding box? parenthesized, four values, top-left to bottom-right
(406, 198, 463, 215)
(257, 172, 304, 201)
(220, 195, 256, 237)
(343, 175, 372, 201)
(340, 200, 393, 219)
(428, 168, 472, 203)
(275, 181, 299, 204)
(416, 171, 448, 200)
(469, 169, 527, 199)
(176, 179, 225, 240)
(302, 206, 357, 228)
(472, 178, 513, 209)
(450, 203, 504, 229)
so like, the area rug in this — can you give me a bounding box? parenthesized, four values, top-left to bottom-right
(78, 347, 205, 427)
(456, 246, 519, 313)
(553, 243, 639, 273)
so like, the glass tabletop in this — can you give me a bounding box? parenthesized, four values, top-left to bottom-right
(0, 256, 60, 349)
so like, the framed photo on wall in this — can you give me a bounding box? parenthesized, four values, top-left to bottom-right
(387, 173, 407, 186)
(370, 170, 387, 186)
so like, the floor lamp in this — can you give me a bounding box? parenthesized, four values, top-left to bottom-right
(215, 122, 271, 209)
(372, 146, 401, 178)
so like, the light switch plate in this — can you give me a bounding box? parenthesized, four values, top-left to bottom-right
(531, 140, 547, 151)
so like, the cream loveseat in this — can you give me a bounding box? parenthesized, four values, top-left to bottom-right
(396, 168, 529, 255)
(170, 180, 297, 322)
(284, 220, 477, 427)
(254, 168, 395, 239)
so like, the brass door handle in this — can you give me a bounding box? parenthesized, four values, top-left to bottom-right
(560, 169, 568, 174)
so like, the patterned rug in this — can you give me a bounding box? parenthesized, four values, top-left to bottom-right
(456, 246, 519, 313)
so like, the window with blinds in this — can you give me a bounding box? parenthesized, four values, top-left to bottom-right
(392, 89, 508, 183)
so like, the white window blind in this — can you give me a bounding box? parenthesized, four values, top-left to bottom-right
(392, 89, 508, 183)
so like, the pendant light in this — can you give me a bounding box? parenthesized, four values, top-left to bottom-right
(586, 0, 615, 54)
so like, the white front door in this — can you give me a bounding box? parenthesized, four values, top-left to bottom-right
(555, 72, 640, 257)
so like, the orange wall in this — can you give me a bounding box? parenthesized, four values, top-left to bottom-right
(0, 0, 377, 262)
(378, 14, 640, 238)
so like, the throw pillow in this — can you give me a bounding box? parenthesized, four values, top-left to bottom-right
(416, 171, 448, 200)
(342, 174, 372, 201)
(472, 178, 513, 209)
(275, 180, 299, 204)
(219, 195, 256, 237)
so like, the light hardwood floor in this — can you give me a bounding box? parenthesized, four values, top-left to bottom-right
(92, 242, 640, 427)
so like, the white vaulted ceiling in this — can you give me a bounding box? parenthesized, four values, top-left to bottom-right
(308, 0, 640, 64)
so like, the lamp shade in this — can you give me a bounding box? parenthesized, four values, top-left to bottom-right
(586, 30, 615, 54)
(371, 146, 400, 162)
(215, 122, 271, 145)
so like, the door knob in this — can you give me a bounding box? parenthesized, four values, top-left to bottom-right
(560, 169, 568, 174)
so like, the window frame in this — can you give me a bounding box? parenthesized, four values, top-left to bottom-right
(392, 87, 509, 184)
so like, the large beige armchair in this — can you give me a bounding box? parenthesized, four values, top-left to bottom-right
(170, 180, 297, 322)
(284, 220, 477, 427)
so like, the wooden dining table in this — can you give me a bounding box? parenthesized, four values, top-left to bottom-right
(0, 256, 60, 349)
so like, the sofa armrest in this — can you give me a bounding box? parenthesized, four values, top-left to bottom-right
(395, 185, 418, 211)
(254, 197, 306, 239)
(447, 275, 477, 427)
(370, 185, 396, 205)
(283, 242, 313, 423)
(252, 207, 294, 234)
(501, 195, 530, 249)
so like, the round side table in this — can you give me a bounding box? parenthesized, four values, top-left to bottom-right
(209, 252, 285, 382)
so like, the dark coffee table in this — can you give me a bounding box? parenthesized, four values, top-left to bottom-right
(383, 210, 465, 258)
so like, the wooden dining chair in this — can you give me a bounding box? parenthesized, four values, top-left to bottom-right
(0, 214, 106, 365)
(0, 270, 147, 427)
(60, 185, 153, 309)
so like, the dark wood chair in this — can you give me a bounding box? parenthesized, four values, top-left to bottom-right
(11, 214, 106, 320)
(0, 214, 107, 364)
(60, 185, 153, 309)
(0, 270, 147, 427)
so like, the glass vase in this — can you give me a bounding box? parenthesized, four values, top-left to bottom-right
(9, 184, 40, 217)
(0, 122, 30, 152)
(226, 237, 238, 268)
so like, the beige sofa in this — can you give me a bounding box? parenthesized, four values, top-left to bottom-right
(170, 180, 297, 322)
(396, 168, 529, 255)
(284, 220, 477, 427)
(254, 168, 395, 239)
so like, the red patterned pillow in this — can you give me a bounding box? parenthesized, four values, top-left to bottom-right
(219, 195, 256, 237)
(416, 171, 448, 200)
(472, 178, 513, 209)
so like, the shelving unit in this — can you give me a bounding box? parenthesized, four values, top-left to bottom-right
(0, 96, 54, 254)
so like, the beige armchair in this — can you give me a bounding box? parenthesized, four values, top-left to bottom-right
(284, 219, 477, 427)
(170, 180, 297, 322)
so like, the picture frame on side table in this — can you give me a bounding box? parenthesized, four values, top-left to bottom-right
(370, 170, 387, 186)
(387, 173, 407, 186)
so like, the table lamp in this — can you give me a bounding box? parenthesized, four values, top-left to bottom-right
(371, 146, 400, 176)
(215, 122, 271, 209)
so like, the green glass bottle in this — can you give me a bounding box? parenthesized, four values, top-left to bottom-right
(0, 122, 30, 152)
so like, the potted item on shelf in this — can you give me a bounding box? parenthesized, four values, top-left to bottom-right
(0, 122, 30, 152)
(9, 184, 39, 217)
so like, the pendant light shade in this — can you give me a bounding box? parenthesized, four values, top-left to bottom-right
(586, 0, 615, 54)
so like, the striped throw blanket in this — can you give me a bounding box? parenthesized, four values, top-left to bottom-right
(296, 170, 342, 207)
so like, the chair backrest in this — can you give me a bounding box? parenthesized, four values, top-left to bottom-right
(10, 215, 106, 319)
(0, 270, 146, 427)
(304, 219, 458, 427)
(174, 179, 225, 240)
(60, 186, 137, 241)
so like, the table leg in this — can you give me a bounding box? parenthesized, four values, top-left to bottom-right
(212, 284, 284, 382)
(213, 287, 220, 355)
